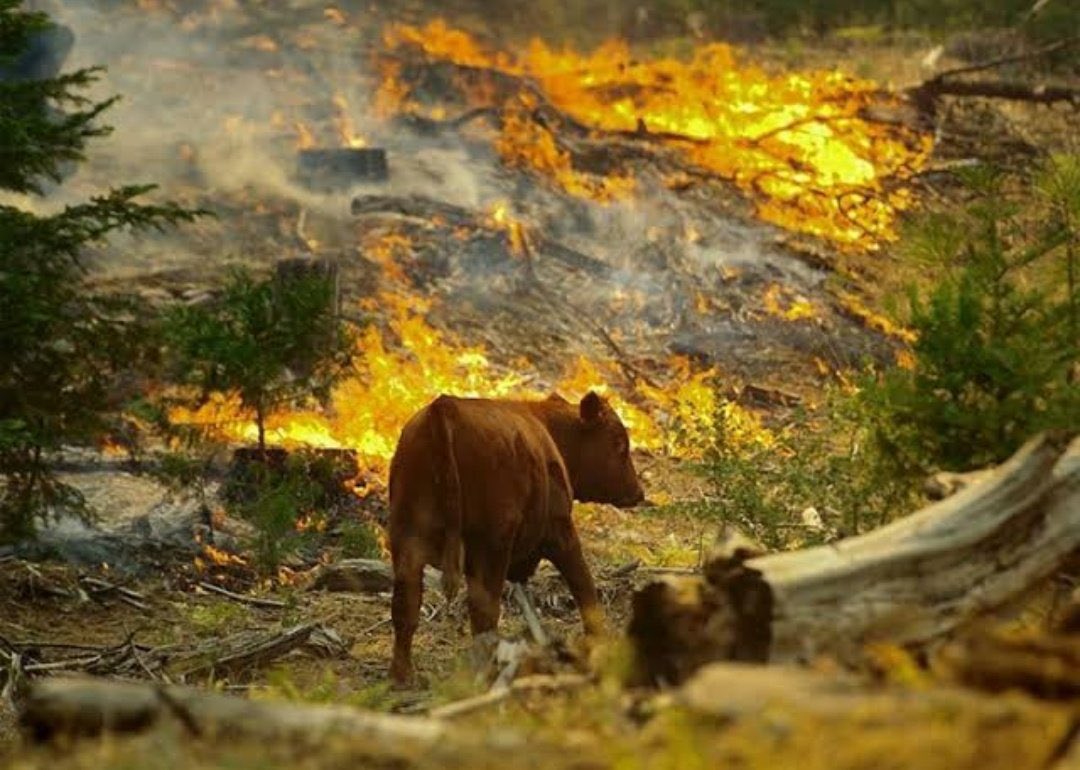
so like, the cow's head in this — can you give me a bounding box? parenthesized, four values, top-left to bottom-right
(552, 391, 645, 508)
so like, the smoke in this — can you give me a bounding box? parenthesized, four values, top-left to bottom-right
(25, 0, 508, 270)
(22, 1, 831, 369)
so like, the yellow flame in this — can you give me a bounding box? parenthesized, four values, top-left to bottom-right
(169, 289, 773, 485)
(331, 92, 368, 148)
(495, 96, 635, 202)
(763, 284, 818, 322)
(376, 21, 933, 248)
(485, 200, 529, 256)
(294, 121, 317, 150)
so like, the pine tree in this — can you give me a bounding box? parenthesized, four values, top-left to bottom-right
(0, 1, 202, 541)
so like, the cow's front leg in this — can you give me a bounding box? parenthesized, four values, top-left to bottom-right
(548, 534, 605, 636)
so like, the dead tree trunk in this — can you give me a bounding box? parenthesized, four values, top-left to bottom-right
(629, 432, 1080, 685)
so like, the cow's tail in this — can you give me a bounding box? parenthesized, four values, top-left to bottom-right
(429, 396, 463, 604)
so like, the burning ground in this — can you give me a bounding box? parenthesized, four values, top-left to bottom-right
(50, 0, 934, 486)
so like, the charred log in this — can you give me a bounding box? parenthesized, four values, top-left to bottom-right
(629, 432, 1080, 685)
(911, 77, 1080, 107)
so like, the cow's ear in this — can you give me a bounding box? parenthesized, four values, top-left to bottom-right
(580, 391, 603, 423)
(547, 392, 569, 404)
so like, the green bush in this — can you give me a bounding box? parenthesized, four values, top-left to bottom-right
(859, 160, 1080, 476)
(686, 391, 920, 549)
(228, 453, 328, 575)
(655, 387, 917, 550)
(338, 520, 382, 559)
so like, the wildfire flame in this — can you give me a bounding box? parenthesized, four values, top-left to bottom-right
(331, 92, 368, 148)
(163, 229, 769, 471)
(168, 280, 773, 486)
(294, 121, 316, 150)
(485, 200, 528, 256)
(377, 20, 933, 249)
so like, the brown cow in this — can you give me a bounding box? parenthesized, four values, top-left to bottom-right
(388, 391, 644, 684)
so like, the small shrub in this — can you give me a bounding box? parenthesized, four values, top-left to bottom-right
(339, 520, 382, 559)
(162, 267, 353, 454)
(226, 452, 331, 575)
(858, 161, 1080, 477)
(689, 390, 920, 548)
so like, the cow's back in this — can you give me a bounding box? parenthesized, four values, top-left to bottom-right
(388, 397, 572, 571)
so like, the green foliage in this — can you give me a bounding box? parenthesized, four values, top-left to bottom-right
(220, 447, 362, 574)
(163, 268, 353, 452)
(179, 601, 253, 637)
(859, 160, 1080, 476)
(263, 666, 395, 710)
(675, 390, 920, 549)
(0, 1, 202, 543)
(338, 520, 382, 559)
(225, 451, 338, 575)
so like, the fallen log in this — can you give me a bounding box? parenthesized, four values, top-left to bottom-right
(166, 623, 324, 678)
(20, 676, 446, 749)
(307, 558, 443, 594)
(913, 77, 1080, 106)
(629, 432, 1080, 685)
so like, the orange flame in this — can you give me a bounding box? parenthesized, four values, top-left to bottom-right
(294, 121, 316, 150)
(485, 201, 529, 256)
(331, 92, 368, 148)
(194, 539, 248, 572)
(763, 284, 818, 322)
(376, 21, 932, 249)
(169, 284, 774, 485)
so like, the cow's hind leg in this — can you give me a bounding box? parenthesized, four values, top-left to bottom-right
(390, 538, 425, 686)
(548, 535, 604, 637)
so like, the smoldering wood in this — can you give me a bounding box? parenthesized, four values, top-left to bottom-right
(296, 147, 389, 190)
(629, 432, 1080, 685)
